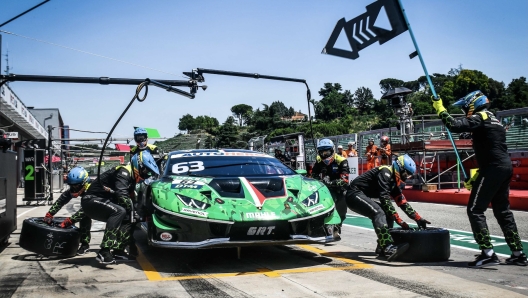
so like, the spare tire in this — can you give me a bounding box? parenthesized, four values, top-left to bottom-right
(390, 227, 450, 262)
(19, 217, 81, 257)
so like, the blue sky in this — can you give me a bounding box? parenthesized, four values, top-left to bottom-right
(1, 0, 527, 142)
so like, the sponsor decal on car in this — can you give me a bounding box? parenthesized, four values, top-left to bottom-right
(159, 232, 173, 241)
(171, 176, 210, 183)
(308, 204, 325, 214)
(247, 226, 276, 236)
(171, 179, 205, 189)
(181, 207, 208, 217)
(245, 212, 277, 219)
(171, 152, 272, 158)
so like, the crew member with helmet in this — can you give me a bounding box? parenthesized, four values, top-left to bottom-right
(433, 91, 526, 267)
(365, 138, 379, 170)
(344, 141, 358, 157)
(130, 127, 164, 171)
(43, 167, 92, 255)
(311, 139, 349, 229)
(347, 154, 429, 260)
(378, 136, 392, 165)
(81, 151, 159, 265)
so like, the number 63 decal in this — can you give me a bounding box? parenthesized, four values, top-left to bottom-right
(172, 161, 204, 174)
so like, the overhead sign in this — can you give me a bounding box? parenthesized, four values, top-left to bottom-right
(6, 132, 19, 139)
(322, 0, 408, 60)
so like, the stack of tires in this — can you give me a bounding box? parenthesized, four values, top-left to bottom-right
(19, 217, 81, 258)
(390, 227, 450, 262)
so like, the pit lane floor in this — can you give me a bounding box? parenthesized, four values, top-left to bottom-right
(1, 190, 527, 297)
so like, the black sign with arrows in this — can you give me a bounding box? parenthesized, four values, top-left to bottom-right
(322, 0, 408, 60)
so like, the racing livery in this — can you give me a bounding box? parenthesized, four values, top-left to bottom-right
(142, 149, 341, 248)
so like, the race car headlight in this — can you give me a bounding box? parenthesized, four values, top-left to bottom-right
(301, 192, 319, 207)
(177, 194, 211, 210)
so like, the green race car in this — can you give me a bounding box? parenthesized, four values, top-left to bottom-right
(141, 149, 341, 248)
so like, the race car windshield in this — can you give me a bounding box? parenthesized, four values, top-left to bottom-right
(166, 155, 297, 177)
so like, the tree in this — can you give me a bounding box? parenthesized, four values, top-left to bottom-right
(493, 77, 528, 110)
(352, 87, 375, 115)
(178, 114, 195, 133)
(314, 83, 352, 121)
(453, 69, 490, 99)
(216, 116, 239, 148)
(269, 101, 288, 118)
(230, 104, 253, 126)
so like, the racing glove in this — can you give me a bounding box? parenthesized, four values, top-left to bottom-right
(59, 217, 73, 228)
(431, 96, 447, 116)
(43, 212, 54, 224)
(416, 218, 431, 230)
(464, 171, 479, 191)
(392, 213, 410, 230)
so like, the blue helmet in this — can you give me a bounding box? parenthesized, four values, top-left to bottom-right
(131, 150, 159, 181)
(317, 139, 335, 165)
(134, 127, 148, 148)
(393, 154, 416, 181)
(66, 166, 90, 185)
(66, 167, 90, 197)
(453, 90, 489, 117)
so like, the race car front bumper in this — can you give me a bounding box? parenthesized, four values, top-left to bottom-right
(144, 203, 339, 249)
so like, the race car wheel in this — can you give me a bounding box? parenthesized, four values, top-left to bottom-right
(389, 227, 450, 262)
(19, 217, 81, 258)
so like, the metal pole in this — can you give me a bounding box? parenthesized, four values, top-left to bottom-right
(437, 152, 441, 190)
(457, 157, 461, 192)
(47, 125, 53, 203)
(0, 0, 50, 28)
(397, 0, 467, 179)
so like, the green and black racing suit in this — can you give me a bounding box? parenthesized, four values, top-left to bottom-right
(439, 109, 522, 252)
(81, 165, 136, 251)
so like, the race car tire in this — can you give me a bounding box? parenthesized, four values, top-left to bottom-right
(19, 217, 81, 258)
(389, 227, 450, 262)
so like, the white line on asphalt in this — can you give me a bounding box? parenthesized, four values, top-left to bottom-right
(17, 207, 38, 218)
(450, 244, 509, 257)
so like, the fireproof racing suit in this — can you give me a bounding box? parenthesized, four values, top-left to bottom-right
(130, 144, 163, 171)
(439, 110, 523, 252)
(311, 153, 349, 224)
(47, 185, 92, 246)
(81, 165, 136, 251)
(347, 166, 424, 249)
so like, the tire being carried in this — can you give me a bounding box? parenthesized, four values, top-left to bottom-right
(19, 217, 81, 258)
(390, 227, 450, 262)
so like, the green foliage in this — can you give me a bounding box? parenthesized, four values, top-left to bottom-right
(313, 83, 353, 121)
(453, 69, 490, 99)
(216, 116, 239, 148)
(492, 77, 528, 110)
(230, 104, 253, 126)
(178, 114, 195, 132)
(352, 87, 375, 115)
(168, 67, 525, 150)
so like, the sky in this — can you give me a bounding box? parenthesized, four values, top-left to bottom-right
(1, 0, 527, 143)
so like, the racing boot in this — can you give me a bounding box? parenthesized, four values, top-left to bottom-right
(113, 249, 136, 262)
(375, 244, 382, 256)
(468, 251, 500, 268)
(77, 243, 90, 255)
(505, 252, 527, 266)
(333, 224, 342, 241)
(96, 248, 116, 265)
(127, 244, 139, 258)
(384, 243, 409, 262)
